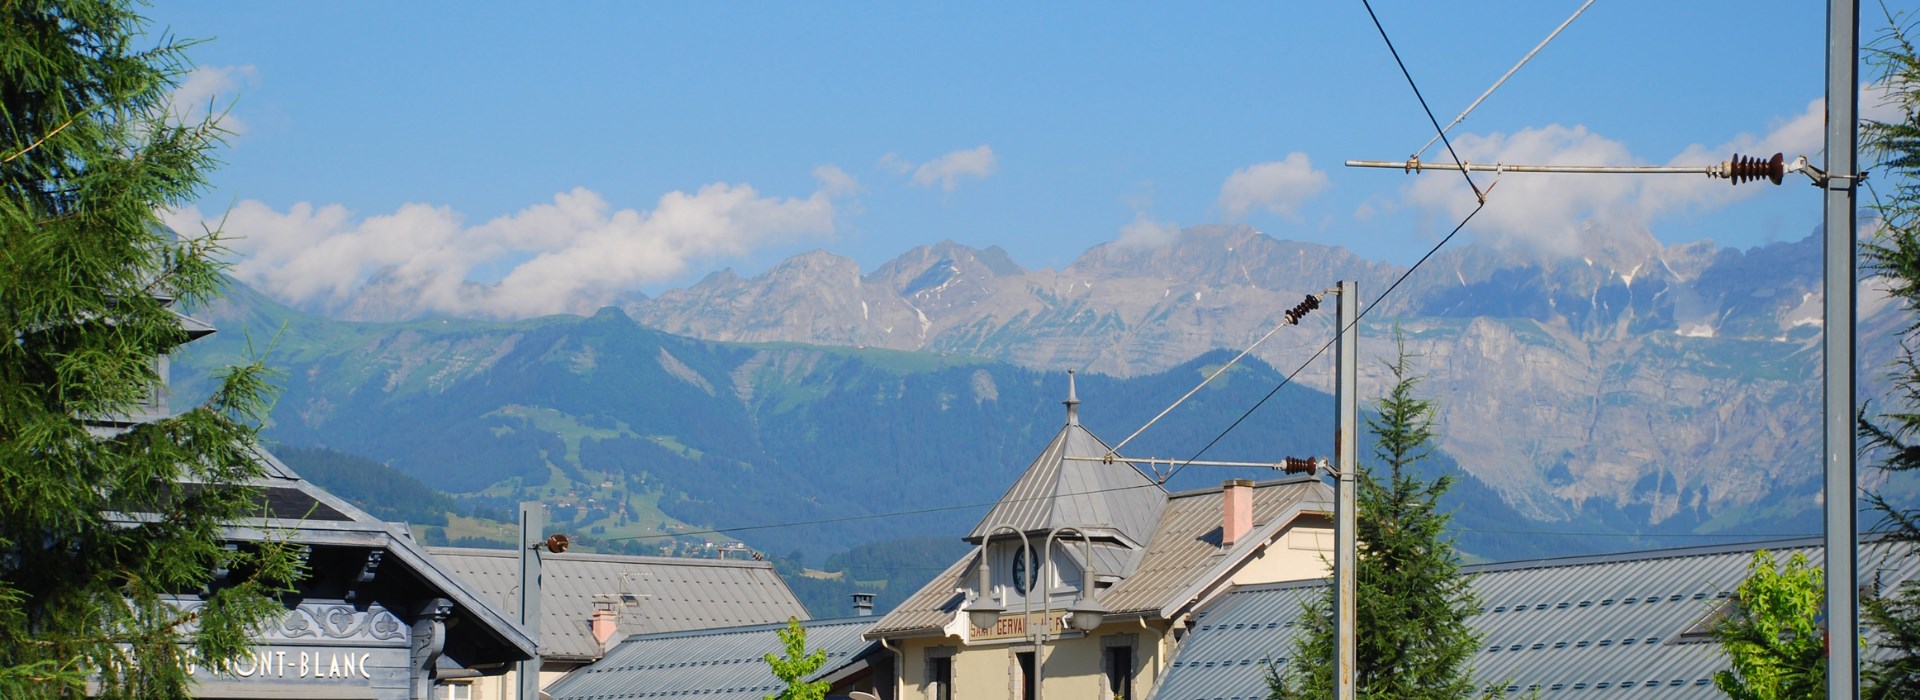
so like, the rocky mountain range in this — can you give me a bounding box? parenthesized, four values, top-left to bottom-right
(190, 221, 1907, 560)
(621, 223, 1888, 533)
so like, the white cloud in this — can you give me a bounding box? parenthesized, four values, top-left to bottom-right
(887, 146, 998, 191)
(1399, 93, 1838, 255)
(1217, 153, 1329, 221)
(1116, 215, 1182, 249)
(166, 65, 256, 134)
(164, 169, 852, 319)
(1404, 124, 1640, 256)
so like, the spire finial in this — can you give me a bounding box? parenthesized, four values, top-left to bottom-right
(1064, 369, 1080, 426)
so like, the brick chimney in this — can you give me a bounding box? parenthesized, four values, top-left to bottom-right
(1222, 479, 1254, 547)
(591, 600, 619, 647)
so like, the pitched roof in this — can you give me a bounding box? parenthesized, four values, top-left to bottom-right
(964, 422, 1168, 545)
(865, 477, 1332, 638)
(544, 617, 880, 700)
(210, 448, 539, 665)
(1150, 537, 1920, 700)
(428, 547, 809, 662)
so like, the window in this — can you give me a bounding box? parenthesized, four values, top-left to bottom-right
(1106, 646, 1135, 699)
(928, 656, 952, 700)
(1016, 651, 1037, 700)
(436, 683, 473, 700)
(1009, 545, 1041, 596)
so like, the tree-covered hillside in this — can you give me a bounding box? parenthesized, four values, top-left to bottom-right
(174, 283, 1668, 577)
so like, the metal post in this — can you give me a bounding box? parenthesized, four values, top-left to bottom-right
(1824, 1, 1860, 698)
(518, 501, 544, 700)
(1334, 280, 1358, 700)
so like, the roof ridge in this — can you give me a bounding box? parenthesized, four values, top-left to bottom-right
(610, 617, 875, 647)
(426, 546, 777, 568)
(1165, 473, 1320, 499)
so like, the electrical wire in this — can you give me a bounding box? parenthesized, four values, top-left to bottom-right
(1105, 293, 1325, 459)
(1361, 0, 1482, 199)
(1412, 0, 1594, 160)
(1159, 203, 1483, 486)
(597, 2, 1604, 556)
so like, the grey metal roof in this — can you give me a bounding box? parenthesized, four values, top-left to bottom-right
(1119, 478, 1330, 618)
(545, 616, 879, 700)
(965, 422, 1168, 546)
(1150, 537, 1920, 700)
(866, 477, 1331, 638)
(194, 447, 540, 663)
(428, 547, 809, 662)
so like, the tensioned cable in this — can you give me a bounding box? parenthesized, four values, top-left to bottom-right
(1105, 308, 1321, 459)
(599, 2, 1563, 550)
(1107, 0, 1537, 460)
(1411, 0, 1594, 160)
(1361, 0, 1482, 199)
(1160, 1, 1494, 484)
(1158, 203, 1484, 486)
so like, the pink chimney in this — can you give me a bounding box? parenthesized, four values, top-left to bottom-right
(1222, 479, 1254, 547)
(591, 603, 619, 647)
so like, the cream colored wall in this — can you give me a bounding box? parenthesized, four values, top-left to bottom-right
(466, 664, 572, 700)
(1226, 525, 1333, 588)
(895, 621, 1169, 700)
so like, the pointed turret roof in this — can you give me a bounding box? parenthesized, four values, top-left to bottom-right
(964, 372, 1166, 545)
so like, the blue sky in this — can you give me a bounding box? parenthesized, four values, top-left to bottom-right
(147, 2, 1900, 319)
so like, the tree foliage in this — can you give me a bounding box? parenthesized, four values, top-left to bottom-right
(1709, 550, 1826, 700)
(1860, 7, 1920, 699)
(1268, 336, 1482, 699)
(0, 1, 299, 696)
(763, 617, 829, 700)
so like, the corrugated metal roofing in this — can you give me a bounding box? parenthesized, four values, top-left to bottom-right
(965, 422, 1168, 546)
(1109, 478, 1330, 616)
(866, 478, 1331, 638)
(428, 547, 809, 662)
(1150, 537, 1920, 700)
(545, 617, 878, 700)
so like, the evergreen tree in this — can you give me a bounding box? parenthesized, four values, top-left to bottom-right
(0, 1, 300, 696)
(1710, 550, 1826, 700)
(763, 617, 829, 700)
(1268, 336, 1481, 699)
(1859, 8, 1920, 698)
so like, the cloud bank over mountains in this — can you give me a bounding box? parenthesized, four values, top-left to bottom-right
(175, 82, 1871, 324)
(165, 167, 854, 319)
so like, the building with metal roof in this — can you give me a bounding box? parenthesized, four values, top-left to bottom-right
(1151, 537, 1920, 699)
(107, 294, 536, 699)
(428, 546, 810, 699)
(864, 373, 1337, 700)
(546, 616, 886, 700)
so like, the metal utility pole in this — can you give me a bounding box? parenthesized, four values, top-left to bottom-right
(518, 501, 544, 700)
(1825, 0, 1860, 697)
(1334, 280, 1358, 700)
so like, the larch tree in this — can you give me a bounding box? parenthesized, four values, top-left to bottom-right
(1859, 7, 1920, 699)
(1, 1, 300, 697)
(1268, 335, 1482, 699)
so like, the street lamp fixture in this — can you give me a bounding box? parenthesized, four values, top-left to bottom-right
(1065, 595, 1107, 632)
(965, 524, 1030, 633)
(1045, 526, 1107, 633)
(965, 599, 1006, 631)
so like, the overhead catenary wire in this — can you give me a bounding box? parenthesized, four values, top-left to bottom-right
(595, 1, 1618, 555)
(1103, 293, 1324, 459)
(1158, 0, 1493, 486)
(1410, 0, 1595, 160)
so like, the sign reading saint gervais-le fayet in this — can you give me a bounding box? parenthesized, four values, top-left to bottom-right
(969, 611, 1070, 643)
